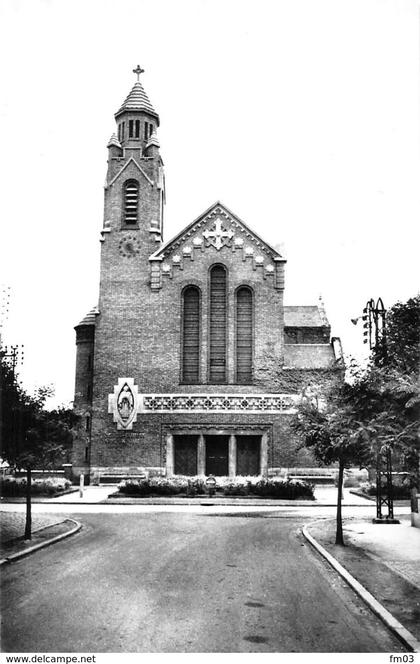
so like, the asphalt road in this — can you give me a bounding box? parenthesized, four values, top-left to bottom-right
(1, 511, 405, 653)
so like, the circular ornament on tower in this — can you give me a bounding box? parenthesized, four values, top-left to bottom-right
(119, 234, 140, 258)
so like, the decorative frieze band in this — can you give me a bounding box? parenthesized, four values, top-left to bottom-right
(109, 379, 300, 429)
(142, 393, 299, 413)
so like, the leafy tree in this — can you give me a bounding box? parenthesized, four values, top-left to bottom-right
(351, 366, 419, 471)
(379, 294, 420, 374)
(292, 373, 373, 545)
(373, 295, 420, 502)
(292, 294, 420, 542)
(0, 351, 79, 539)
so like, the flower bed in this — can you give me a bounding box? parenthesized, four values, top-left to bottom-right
(118, 476, 207, 496)
(222, 477, 314, 499)
(0, 476, 72, 497)
(360, 479, 412, 500)
(118, 475, 314, 499)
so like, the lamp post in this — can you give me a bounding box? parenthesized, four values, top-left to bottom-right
(353, 298, 398, 523)
(1, 344, 24, 379)
(361, 298, 387, 365)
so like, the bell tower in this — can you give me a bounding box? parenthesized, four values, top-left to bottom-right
(114, 64, 160, 155)
(72, 66, 165, 482)
(103, 65, 165, 249)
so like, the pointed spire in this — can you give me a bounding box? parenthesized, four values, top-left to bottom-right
(76, 307, 99, 327)
(146, 130, 160, 149)
(115, 66, 159, 124)
(318, 295, 329, 325)
(107, 133, 121, 148)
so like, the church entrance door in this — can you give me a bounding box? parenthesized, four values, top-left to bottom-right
(174, 435, 198, 476)
(236, 435, 261, 476)
(205, 435, 229, 476)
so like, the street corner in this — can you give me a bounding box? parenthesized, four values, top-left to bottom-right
(0, 516, 82, 565)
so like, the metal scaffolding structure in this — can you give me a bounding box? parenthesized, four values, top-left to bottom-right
(361, 297, 398, 523)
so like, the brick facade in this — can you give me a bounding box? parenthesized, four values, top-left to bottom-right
(72, 74, 341, 483)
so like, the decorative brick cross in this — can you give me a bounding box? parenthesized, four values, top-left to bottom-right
(202, 218, 234, 250)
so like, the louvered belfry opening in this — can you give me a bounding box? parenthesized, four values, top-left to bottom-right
(236, 287, 253, 383)
(209, 265, 227, 383)
(124, 179, 139, 224)
(182, 287, 200, 383)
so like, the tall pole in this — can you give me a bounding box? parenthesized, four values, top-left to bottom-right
(362, 298, 398, 523)
(2, 345, 24, 380)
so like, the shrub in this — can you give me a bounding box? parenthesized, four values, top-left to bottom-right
(342, 476, 361, 488)
(118, 475, 314, 499)
(360, 478, 412, 499)
(118, 480, 151, 496)
(185, 476, 207, 496)
(219, 476, 314, 499)
(251, 478, 314, 499)
(119, 476, 207, 496)
(0, 476, 71, 497)
(223, 480, 251, 496)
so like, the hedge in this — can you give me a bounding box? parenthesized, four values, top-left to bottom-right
(118, 475, 314, 499)
(0, 476, 72, 497)
(360, 480, 412, 500)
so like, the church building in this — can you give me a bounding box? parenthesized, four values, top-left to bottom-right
(72, 67, 342, 484)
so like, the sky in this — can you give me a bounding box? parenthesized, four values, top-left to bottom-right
(0, 0, 419, 407)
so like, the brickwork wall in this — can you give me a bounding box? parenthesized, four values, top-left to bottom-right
(283, 344, 336, 369)
(72, 326, 94, 475)
(87, 410, 318, 481)
(284, 326, 330, 344)
(73, 114, 337, 479)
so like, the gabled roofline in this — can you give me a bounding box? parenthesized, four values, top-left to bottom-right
(149, 201, 287, 262)
(106, 157, 154, 189)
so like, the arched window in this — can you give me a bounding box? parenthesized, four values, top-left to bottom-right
(182, 286, 200, 383)
(236, 287, 253, 383)
(123, 180, 139, 224)
(209, 265, 227, 383)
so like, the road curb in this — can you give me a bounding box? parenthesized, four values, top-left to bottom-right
(349, 490, 375, 501)
(0, 518, 82, 566)
(301, 525, 420, 653)
(24, 500, 371, 506)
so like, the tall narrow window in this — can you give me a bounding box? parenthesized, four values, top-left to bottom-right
(129, 120, 134, 138)
(182, 286, 200, 383)
(135, 119, 140, 138)
(236, 287, 253, 383)
(209, 265, 227, 383)
(121, 122, 125, 141)
(124, 180, 139, 224)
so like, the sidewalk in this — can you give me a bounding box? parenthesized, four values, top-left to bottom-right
(2, 488, 418, 650)
(0, 485, 371, 564)
(0, 513, 80, 562)
(306, 516, 420, 646)
(0, 484, 376, 505)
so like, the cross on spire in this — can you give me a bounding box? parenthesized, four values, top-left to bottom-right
(133, 64, 145, 81)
